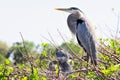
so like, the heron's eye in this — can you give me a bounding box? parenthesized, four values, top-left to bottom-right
(70, 8, 75, 11)
(71, 8, 74, 10)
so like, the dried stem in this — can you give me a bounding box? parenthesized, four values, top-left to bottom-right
(19, 32, 34, 74)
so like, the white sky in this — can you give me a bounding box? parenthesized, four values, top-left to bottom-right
(0, 0, 120, 46)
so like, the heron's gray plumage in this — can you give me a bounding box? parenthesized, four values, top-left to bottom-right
(48, 50, 71, 76)
(56, 7, 98, 66)
(60, 62, 71, 73)
(67, 14, 78, 34)
(76, 18, 97, 65)
(68, 11, 97, 65)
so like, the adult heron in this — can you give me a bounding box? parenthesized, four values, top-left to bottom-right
(55, 7, 97, 66)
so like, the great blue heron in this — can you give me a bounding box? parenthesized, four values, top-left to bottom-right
(56, 7, 97, 66)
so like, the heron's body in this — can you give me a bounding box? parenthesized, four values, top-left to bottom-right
(60, 62, 71, 73)
(56, 50, 71, 73)
(56, 7, 97, 66)
(48, 50, 71, 74)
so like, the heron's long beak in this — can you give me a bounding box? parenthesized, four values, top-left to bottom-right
(55, 8, 69, 12)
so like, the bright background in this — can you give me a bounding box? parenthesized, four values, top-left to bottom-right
(0, 0, 120, 46)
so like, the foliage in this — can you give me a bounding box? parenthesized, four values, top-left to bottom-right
(97, 38, 120, 79)
(0, 38, 120, 80)
(0, 41, 9, 57)
(61, 39, 83, 56)
(0, 41, 8, 64)
(0, 54, 6, 64)
(6, 41, 40, 64)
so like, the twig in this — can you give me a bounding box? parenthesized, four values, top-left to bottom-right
(19, 32, 34, 74)
(98, 44, 120, 63)
(57, 29, 79, 59)
(48, 32, 58, 47)
(40, 34, 58, 49)
(115, 12, 120, 39)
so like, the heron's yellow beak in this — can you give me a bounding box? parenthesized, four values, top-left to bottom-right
(55, 8, 63, 10)
(55, 8, 67, 11)
(55, 8, 60, 10)
(55, 8, 71, 13)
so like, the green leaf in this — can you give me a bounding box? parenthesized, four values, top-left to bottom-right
(102, 69, 110, 75)
(116, 47, 120, 55)
(71, 60, 74, 65)
(109, 39, 116, 49)
(22, 77, 27, 80)
(0, 74, 4, 78)
(5, 59, 10, 65)
(42, 43, 49, 48)
(7, 67, 13, 74)
(55, 65, 59, 75)
(87, 72, 96, 77)
(42, 50, 47, 57)
(41, 76, 47, 80)
(69, 74, 77, 78)
(102, 64, 120, 76)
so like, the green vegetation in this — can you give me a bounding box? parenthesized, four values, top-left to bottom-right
(0, 38, 120, 80)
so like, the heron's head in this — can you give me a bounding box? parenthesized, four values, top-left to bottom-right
(56, 50, 68, 63)
(55, 7, 84, 14)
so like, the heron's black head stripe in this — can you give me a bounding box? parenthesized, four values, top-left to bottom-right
(69, 7, 84, 14)
(70, 7, 79, 10)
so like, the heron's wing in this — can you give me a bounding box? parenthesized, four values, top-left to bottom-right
(76, 18, 96, 58)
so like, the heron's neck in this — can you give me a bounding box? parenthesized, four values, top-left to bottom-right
(69, 12, 84, 21)
(75, 11, 84, 18)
